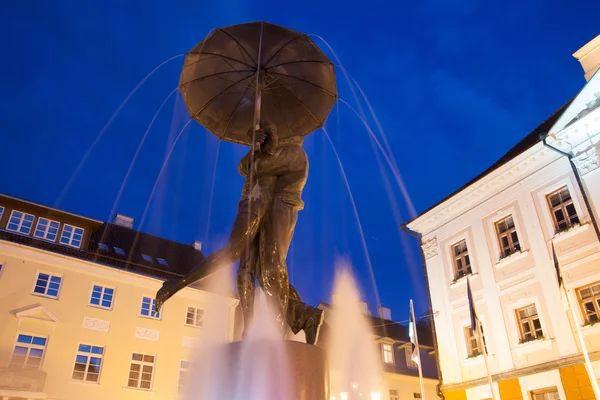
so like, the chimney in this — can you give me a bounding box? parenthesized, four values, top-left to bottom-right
(113, 214, 134, 229)
(377, 306, 392, 321)
(573, 34, 600, 82)
(191, 241, 203, 251)
(359, 301, 371, 316)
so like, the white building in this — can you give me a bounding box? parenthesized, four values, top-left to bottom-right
(405, 35, 600, 400)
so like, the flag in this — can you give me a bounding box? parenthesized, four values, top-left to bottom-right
(409, 300, 420, 365)
(466, 278, 477, 332)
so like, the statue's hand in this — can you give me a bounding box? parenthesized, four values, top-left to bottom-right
(253, 129, 267, 146)
(155, 278, 182, 312)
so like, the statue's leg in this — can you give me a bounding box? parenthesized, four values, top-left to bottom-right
(258, 197, 294, 337)
(237, 234, 259, 338)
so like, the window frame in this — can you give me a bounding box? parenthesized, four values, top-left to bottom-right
(31, 271, 63, 299)
(178, 360, 191, 393)
(531, 387, 560, 400)
(389, 390, 399, 400)
(6, 209, 36, 235)
(10, 332, 48, 369)
(381, 343, 394, 364)
(405, 346, 418, 369)
(185, 306, 205, 328)
(126, 352, 156, 390)
(451, 239, 472, 281)
(33, 217, 61, 242)
(516, 304, 544, 343)
(141, 254, 154, 262)
(139, 296, 161, 320)
(576, 281, 600, 325)
(463, 322, 487, 358)
(59, 224, 85, 248)
(88, 284, 116, 310)
(546, 186, 580, 233)
(495, 215, 521, 258)
(0, 205, 4, 221)
(71, 343, 105, 383)
(156, 257, 168, 266)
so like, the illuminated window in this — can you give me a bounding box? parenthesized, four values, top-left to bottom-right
(495, 216, 520, 257)
(516, 304, 543, 342)
(97, 243, 111, 252)
(140, 297, 160, 319)
(186, 307, 205, 327)
(89, 285, 114, 309)
(127, 353, 155, 390)
(531, 388, 560, 400)
(381, 343, 394, 364)
(60, 224, 85, 248)
(179, 360, 191, 392)
(34, 217, 60, 241)
(7, 210, 35, 235)
(405, 347, 417, 369)
(577, 282, 600, 324)
(33, 272, 62, 298)
(72, 344, 103, 382)
(10, 334, 47, 368)
(157, 257, 168, 266)
(464, 323, 487, 357)
(113, 247, 126, 256)
(452, 240, 471, 280)
(547, 187, 579, 232)
(142, 254, 154, 262)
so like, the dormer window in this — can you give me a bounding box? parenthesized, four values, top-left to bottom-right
(382, 343, 394, 364)
(97, 243, 111, 252)
(7, 210, 35, 235)
(157, 258, 168, 266)
(34, 218, 60, 242)
(113, 247, 126, 256)
(60, 225, 84, 248)
(142, 254, 154, 262)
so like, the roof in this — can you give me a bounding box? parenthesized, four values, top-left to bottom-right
(405, 98, 575, 226)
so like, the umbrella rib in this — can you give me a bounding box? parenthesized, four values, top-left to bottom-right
(192, 76, 252, 120)
(262, 34, 304, 68)
(187, 52, 255, 69)
(277, 84, 323, 129)
(221, 83, 253, 138)
(266, 71, 337, 98)
(272, 93, 294, 138)
(265, 60, 333, 69)
(180, 70, 255, 88)
(216, 28, 257, 67)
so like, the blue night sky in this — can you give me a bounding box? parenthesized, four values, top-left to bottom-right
(1, 1, 598, 318)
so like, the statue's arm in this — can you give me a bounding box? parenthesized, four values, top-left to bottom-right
(237, 151, 253, 177)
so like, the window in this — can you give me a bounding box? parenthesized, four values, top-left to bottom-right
(577, 282, 600, 324)
(389, 390, 399, 400)
(7, 210, 35, 235)
(34, 217, 60, 241)
(33, 272, 62, 298)
(495, 216, 520, 257)
(72, 344, 104, 382)
(531, 388, 560, 400)
(0, 206, 4, 220)
(452, 240, 472, 280)
(405, 347, 417, 369)
(113, 247, 126, 256)
(142, 254, 154, 262)
(179, 360, 191, 393)
(140, 297, 160, 319)
(517, 304, 543, 342)
(10, 334, 47, 368)
(547, 187, 579, 232)
(60, 224, 84, 248)
(90, 285, 114, 309)
(97, 243, 111, 252)
(127, 353, 155, 390)
(464, 324, 487, 357)
(186, 306, 205, 327)
(157, 257, 168, 266)
(414, 394, 422, 399)
(381, 343, 394, 364)
(0, 263, 4, 279)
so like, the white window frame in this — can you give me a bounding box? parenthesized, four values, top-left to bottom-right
(185, 306, 205, 327)
(32, 271, 63, 299)
(0, 205, 5, 221)
(88, 284, 115, 310)
(381, 343, 394, 364)
(139, 296, 161, 320)
(59, 224, 85, 248)
(10, 332, 48, 369)
(178, 360, 191, 393)
(34, 217, 61, 241)
(126, 352, 156, 390)
(71, 343, 104, 383)
(6, 209, 36, 235)
(405, 346, 417, 369)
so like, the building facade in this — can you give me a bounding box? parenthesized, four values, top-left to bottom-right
(0, 194, 238, 400)
(405, 35, 600, 400)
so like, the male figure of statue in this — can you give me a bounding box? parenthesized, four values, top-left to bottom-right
(155, 121, 323, 344)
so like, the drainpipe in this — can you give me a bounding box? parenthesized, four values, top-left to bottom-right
(401, 224, 445, 400)
(540, 134, 600, 242)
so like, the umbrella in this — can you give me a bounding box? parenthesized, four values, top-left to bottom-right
(179, 21, 337, 146)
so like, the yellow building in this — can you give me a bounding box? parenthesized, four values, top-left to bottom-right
(0, 194, 238, 400)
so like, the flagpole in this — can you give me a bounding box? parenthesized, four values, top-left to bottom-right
(410, 300, 426, 400)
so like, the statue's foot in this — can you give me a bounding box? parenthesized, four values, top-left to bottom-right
(156, 278, 182, 312)
(303, 308, 324, 345)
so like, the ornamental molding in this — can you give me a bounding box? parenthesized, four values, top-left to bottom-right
(573, 143, 600, 176)
(13, 304, 59, 324)
(422, 237, 438, 259)
(135, 327, 160, 341)
(83, 317, 110, 333)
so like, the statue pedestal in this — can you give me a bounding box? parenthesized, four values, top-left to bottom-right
(223, 340, 329, 400)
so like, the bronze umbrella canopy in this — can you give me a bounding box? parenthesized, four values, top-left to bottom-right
(179, 21, 338, 147)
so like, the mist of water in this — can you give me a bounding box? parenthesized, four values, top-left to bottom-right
(326, 262, 383, 400)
